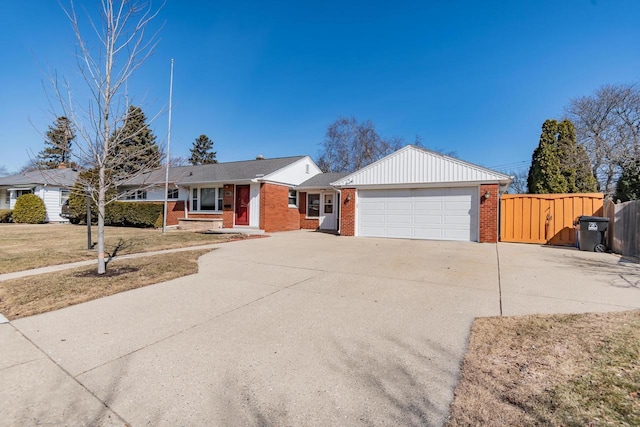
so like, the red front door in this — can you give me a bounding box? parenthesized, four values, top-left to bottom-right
(235, 185, 250, 226)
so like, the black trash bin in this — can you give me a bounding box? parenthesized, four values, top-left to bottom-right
(577, 216, 609, 252)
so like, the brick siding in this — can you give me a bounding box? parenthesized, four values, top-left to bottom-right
(260, 183, 300, 232)
(298, 192, 320, 229)
(339, 188, 356, 236)
(479, 184, 499, 243)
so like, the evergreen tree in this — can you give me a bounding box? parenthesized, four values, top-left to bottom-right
(556, 120, 598, 193)
(573, 144, 598, 192)
(36, 116, 75, 169)
(528, 120, 567, 193)
(188, 134, 217, 165)
(110, 105, 160, 177)
(528, 119, 598, 194)
(615, 159, 640, 202)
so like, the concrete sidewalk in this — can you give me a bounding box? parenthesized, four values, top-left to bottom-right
(2, 231, 639, 426)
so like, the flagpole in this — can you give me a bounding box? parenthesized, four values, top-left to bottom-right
(162, 58, 174, 235)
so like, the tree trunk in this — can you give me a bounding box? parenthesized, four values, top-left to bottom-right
(97, 165, 106, 275)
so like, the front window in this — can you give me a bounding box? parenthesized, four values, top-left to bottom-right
(60, 189, 70, 206)
(167, 188, 179, 199)
(200, 188, 217, 210)
(191, 187, 222, 211)
(307, 193, 320, 218)
(288, 189, 297, 206)
(16, 189, 33, 198)
(123, 190, 147, 200)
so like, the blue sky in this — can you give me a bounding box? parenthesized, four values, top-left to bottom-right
(1, 0, 639, 174)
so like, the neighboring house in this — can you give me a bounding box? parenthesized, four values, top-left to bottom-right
(122, 146, 511, 243)
(332, 145, 512, 243)
(121, 155, 323, 232)
(0, 167, 79, 222)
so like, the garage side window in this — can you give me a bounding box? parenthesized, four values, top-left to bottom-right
(307, 194, 320, 218)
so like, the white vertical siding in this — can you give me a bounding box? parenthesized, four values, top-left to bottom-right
(42, 186, 65, 222)
(249, 183, 260, 227)
(334, 146, 511, 186)
(265, 157, 322, 185)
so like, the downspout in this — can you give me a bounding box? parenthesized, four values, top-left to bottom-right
(336, 189, 341, 235)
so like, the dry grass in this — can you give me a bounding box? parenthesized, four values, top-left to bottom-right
(0, 223, 241, 274)
(447, 310, 640, 426)
(0, 249, 211, 320)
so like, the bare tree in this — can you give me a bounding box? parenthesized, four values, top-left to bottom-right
(317, 117, 403, 173)
(0, 165, 8, 177)
(566, 83, 640, 195)
(504, 168, 529, 194)
(50, 0, 163, 274)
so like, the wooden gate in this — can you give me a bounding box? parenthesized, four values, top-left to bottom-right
(500, 193, 603, 245)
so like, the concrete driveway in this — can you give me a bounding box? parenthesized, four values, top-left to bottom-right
(2, 231, 639, 426)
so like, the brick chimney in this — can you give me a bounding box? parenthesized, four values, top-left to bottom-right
(58, 162, 66, 169)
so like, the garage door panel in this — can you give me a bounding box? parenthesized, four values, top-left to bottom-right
(357, 188, 478, 242)
(385, 201, 413, 211)
(413, 201, 443, 210)
(360, 213, 385, 223)
(384, 226, 414, 238)
(413, 227, 444, 239)
(386, 213, 413, 223)
(413, 214, 443, 225)
(444, 200, 472, 211)
(445, 214, 473, 225)
(359, 201, 386, 210)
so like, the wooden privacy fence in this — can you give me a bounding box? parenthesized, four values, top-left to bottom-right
(500, 193, 604, 245)
(604, 199, 640, 258)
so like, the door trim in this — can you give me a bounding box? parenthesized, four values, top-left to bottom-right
(235, 185, 250, 226)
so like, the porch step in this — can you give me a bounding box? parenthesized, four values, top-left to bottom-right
(177, 218, 223, 232)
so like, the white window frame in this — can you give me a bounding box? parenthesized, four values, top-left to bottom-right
(288, 189, 298, 207)
(306, 193, 320, 218)
(123, 190, 147, 200)
(323, 193, 334, 214)
(60, 189, 70, 206)
(190, 187, 223, 212)
(167, 188, 179, 199)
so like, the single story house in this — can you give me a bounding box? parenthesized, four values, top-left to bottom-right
(0, 167, 79, 222)
(122, 145, 511, 243)
(121, 155, 324, 232)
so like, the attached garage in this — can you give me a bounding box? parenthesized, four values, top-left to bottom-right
(358, 187, 478, 241)
(331, 145, 512, 243)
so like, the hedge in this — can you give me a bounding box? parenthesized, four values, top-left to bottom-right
(0, 209, 12, 223)
(104, 202, 163, 228)
(12, 194, 47, 224)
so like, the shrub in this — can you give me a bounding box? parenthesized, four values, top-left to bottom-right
(0, 209, 12, 223)
(105, 202, 163, 228)
(12, 194, 47, 224)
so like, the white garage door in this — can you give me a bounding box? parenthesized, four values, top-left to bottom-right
(357, 187, 478, 241)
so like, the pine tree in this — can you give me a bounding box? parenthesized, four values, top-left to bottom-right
(573, 144, 598, 192)
(615, 159, 640, 202)
(110, 106, 160, 177)
(528, 120, 567, 193)
(528, 119, 598, 194)
(36, 116, 75, 169)
(188, 134, 217, 165)
(556, 120, 598, 193)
